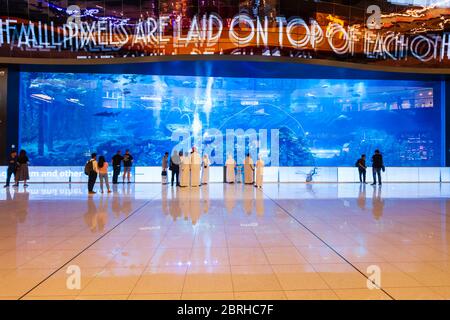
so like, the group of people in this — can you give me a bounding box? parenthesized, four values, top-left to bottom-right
(3, 148, 385, 191)
(85, 150, 133, 195)
(3, 150, 30, 188)
(355, 149, 385, 185)
(162, 147, 209, 187)
(162, 148, 265, 188)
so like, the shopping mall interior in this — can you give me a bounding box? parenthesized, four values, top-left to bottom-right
(1, 0, 450, 302)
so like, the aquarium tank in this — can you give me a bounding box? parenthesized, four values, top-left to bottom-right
(19, 72, 442, 167)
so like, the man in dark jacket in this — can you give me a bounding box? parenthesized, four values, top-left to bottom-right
(371, 149, 384, 186)
(4, 150, 17, 188)
(170, 150, 181, 187)
(111, 150, 123, 184)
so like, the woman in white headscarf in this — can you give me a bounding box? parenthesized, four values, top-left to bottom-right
(225, 154, 236, 183)
(255, 154, 264, 189)
(244, 153, 254, 184)
(180, 152, 191, 187)
(201, 154, 210, 185)
(190, 147, 201, 187)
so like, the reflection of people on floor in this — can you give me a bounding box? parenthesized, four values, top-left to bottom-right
(190, 147, 201, 187)
(201, 185, 210, 214)
(13, 188, 29, 223)
(255, 155, 264, 188)
(224, 183, 236, 213)
(179, 186, 190, 221)
(372, 186, 384, 220)
(255, 188, 265, 216)
(111, 186, 122, 218)
(84, 197, 98, 232)
(201, 154, 210, 185)
(180, 152, 191, 187)
(236, 165, 243, 183)
(225, 154, 236, 183)
(162, 184, 168, 216)
(243, 185, 254, 215)
(244, 153, 255, 184)
(96, 196, 108, 232)
(5, 186, 13, 201)
(121, 183, 132, 217)
(169, 188, 181, 221)
(357, 183, 366, 210)
(190, 187, 201, 225)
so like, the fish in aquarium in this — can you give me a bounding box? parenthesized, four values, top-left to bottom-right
(18, 73, 442, 167)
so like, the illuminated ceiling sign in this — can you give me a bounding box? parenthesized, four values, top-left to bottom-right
(387, 0, 450, 7)
(0, 1, 449, 69)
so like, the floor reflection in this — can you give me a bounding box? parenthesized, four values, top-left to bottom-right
(0, 183, 449, 300)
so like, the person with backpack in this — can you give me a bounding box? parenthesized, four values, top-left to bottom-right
(355, 154, 367, 184)
(85, 153, 99, 194)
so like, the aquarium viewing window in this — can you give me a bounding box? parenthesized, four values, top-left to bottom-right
(19, 72, 442, 167)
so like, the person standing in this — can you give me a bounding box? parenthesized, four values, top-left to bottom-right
(15, 150, 30, 187)
(97, 156, 111, 194)
(244, 153, 255, 185)
(170, 150, 181, 187)
(255, 155, 264, 189)
(180, 151, 191, 187)
(190, 147, 201, 187)
(371, 149, 384, 186)
(111, 150, 123, 184)
(225, 154, 236, 183)
(202, 154, 210, 185)
(355, 154, 367, 184)
(87, 153, 99, 194)
(4, 150, 17, 188)
(162, 152, 169, 185)
(122, 150, 133, 184)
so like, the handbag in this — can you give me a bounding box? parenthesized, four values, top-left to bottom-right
(161, 170, 167, 176)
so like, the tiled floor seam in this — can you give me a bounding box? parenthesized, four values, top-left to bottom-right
(17, 196, 159, 300)
(262, 190, 396, 300)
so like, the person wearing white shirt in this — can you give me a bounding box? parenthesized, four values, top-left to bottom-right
(255, 155, 264, 189)
(190, 147, 201, 187)
(244, 153, 255, 184)
(202, 154, 210, 185)
(180, 152, 191, 187)
(225, 154, 236, 183)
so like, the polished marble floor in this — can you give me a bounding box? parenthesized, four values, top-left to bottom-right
(0, 182, 450, 300)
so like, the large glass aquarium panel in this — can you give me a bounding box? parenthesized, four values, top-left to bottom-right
(19, 72, 442, 167)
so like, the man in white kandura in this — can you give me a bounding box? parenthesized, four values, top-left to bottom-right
(244, 153, 255, 185)
(202, 154, 210, 185)
(180, 151, 191, 187)
(190, 147, 201, 187)
(225, 154, 236, 183)
(255, 155, 264, 189)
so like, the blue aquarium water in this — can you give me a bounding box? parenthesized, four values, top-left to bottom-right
(19, 72, 442, 167)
